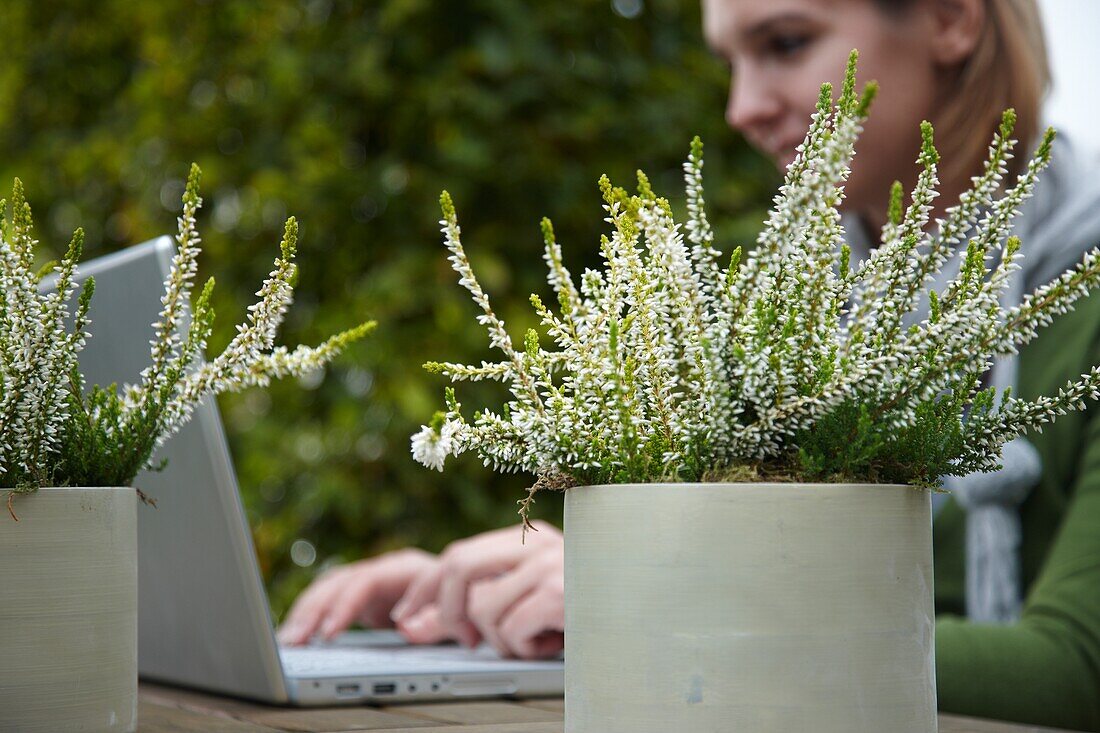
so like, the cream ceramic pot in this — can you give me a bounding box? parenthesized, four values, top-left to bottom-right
(564, 482, 936, 733)
(0, 487, 138, 733)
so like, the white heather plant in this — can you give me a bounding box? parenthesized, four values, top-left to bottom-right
(413, 53, 1100, 525)
(1, 164, 373, 517)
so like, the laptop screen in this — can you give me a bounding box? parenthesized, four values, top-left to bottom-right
(57, 238, 289, 702)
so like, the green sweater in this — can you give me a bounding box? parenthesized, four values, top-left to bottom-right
(934, 290, 1100, 731)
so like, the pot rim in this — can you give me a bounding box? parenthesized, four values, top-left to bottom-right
(567, 481, 922, 490)
(6, 486, 134, 492)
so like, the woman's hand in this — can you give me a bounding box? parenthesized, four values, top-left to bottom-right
(393, 521, 565, 659)
(277, 547, 441, 646)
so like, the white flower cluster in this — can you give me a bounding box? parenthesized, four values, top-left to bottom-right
(123, 165, 374, 455)
(412, 52, 1100, 520)
(0, 181, 92, 488)
(1, 164, 373, 503)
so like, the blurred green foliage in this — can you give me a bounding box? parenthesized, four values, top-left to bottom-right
(0, 0, 775, 615)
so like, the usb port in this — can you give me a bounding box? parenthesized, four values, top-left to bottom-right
(335, 683, 361, 697)
(371, 682, 397, 695)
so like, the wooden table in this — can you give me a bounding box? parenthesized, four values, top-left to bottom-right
(139, 682, 1081, 732)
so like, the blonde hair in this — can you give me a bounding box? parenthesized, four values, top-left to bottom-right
(877, 0, 1051, 183)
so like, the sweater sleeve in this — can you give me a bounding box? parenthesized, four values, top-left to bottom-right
(935, 401, 1100, 731)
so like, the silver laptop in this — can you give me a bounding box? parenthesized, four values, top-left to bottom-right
(65, 237, 564, 706)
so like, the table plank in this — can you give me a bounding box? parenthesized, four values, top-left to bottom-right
(321, 721, 563, 726)
(140, 682, 438, 731)
(517, 700, 564, 715)
(139, 683, 1084, 733)
(383, 702, 562, 726)
(238, 707, 439, 732)
(138, 700, 283, 733)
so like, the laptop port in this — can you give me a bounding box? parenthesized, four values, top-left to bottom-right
(335, 683, 361, 697)
(372, 682, 397, 695)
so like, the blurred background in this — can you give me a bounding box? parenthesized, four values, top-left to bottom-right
(1038, 0, 1100, 155)
(0, 0, 774, 614)
(0, 0, 1092, 616)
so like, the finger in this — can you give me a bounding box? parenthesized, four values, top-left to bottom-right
(277, 569, 350, 645)
(527, 631, 566, 659)
(281, 550, 438, 645)
(391, 563, 445, 623)
(361, 549, 440, 627)
(316, 567, 389, 638)
(319, 553, 438, 639)
(396, 605, 450, 645)
(356, 594, 401, 629)
(466, 565, 543, 657)
(436, 550, 520, 648)
(498, 585, 566, 660)
(400, 524, 548, 644)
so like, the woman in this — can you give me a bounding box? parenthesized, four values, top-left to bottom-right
(280, 0, 1100, 728)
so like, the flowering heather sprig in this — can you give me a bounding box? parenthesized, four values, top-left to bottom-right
(412, 51, 1100, 525)
(1, 166, 373, 507)
(0, 183, 94, 490)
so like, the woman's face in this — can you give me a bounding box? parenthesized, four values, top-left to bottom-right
(703, 0, 943, 217)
